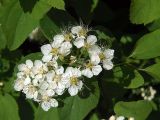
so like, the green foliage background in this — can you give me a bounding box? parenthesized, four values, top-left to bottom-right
(0, 0, 160, 119)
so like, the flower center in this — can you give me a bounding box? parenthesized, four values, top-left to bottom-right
(70, 77, 78, 85)
(51, 48, 58, 55)
(42, 95, 49, 101)
(86, 62, 93, 69)
(64, 33, 72, 41)
(79, 29, 87, 37)
(54, 75, 61, 82)
(84, 42, 91, 49)
(99, 53, 105, 60)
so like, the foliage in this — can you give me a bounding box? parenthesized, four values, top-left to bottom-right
(0, 0, 160, 120)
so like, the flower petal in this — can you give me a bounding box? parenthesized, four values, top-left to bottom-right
(87, 35, 97, 45)
(82, 68, 93, 78)
(92, 65, 102, 76)
(103, 60, 113, 70)
(41, 44, 52, 55)
(73, 37, 84, 48)
(68, 85, 78, 96)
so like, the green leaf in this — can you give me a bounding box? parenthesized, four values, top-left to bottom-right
(0, 94, 20, 120)
(40, 16, 60, 41)
(35, 107, 59, 120)
(113, 66, 144, 89)
(130, 0, 160, 24)
(126, 70, 144, 89)
(130, 29, 160, 59)
(142, 63, 160, 81)
(58, 81, 100, 120)
(114, 100, 152, 120)
(0, 25, 7, 50)
(0, 0, 51, 50)
(41, 0, 65, 10)
(90, 113, 99, 120)
(147, 18, 160, 31)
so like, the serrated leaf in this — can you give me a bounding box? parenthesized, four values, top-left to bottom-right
(130, 29, 160, 59)
(58, 81, 100, 120)
(0, 94, 20, 120)
(0, 0, 51, 51)
(35, 107, 59, 120)
(143, 63, 160, 81)
(114, 100, 152, 120)
(130, 0, 160, 24)
(40, 16, 60, 41)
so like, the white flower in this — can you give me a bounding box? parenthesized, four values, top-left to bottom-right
(88, 45, 114, 70)
(41, 97, 58, 111)
(59, 42, 72, 56)
(82, 54, 102, 78)
(141, 86, 156, 101)
(62, 67, 83, 96)
(32, 60, 48, 79)
(41, 35, 72, 62)
(23, 85, 38, 99)
(116, 116, 125, 120)
(18, 60, 33, 76)
(14, 78, 25, 91)
(109, 115, 116, 120)
(46, 66, 65, 95)
(73, 35, 97, 49)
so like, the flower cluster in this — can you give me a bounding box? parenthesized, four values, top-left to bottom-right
(14, 25, 114, 111)
(109, 115, 134, 120)
(140, 86, 156, 101)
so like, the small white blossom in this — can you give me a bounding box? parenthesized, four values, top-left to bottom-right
(62, 67, 83, 96)
(41, 98, 58, 111)
(141, 86, 156, 101)
(82, 54, 102, 78)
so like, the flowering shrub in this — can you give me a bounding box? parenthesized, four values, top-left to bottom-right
(1, 0, 160, 120)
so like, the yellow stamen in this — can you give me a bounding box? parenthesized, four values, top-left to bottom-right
(70, 77, 78, 85)
(99, 53, 105, 60)
(79, 29, 87, 37)
(64, 33, 72, 41)
(86, 62, 93, 69)
(51, 48, 58, 55)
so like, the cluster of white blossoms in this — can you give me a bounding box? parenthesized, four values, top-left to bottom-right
(109, 115, 134, 120)
(14, 25, 114, 111)
(140, 86, 156, 101)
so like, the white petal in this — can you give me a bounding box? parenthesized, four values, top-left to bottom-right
(50, 99, 58, 107)
(104, 49, 114, 60)
(77, 80, 83, 90)
(68, 86, 78, 96)
(18, 64, 26, 71)
(73, 37, 84, 48)
(32, 78, 38, 86)
(109, 115, 116, 120)
(55, 88, 65, 95)
(40, 81, 49, 90)
(87, 35, 97, 45)
(116, 116, 125, 120)
(90, 53, 100, 65)
(41, 101, 51, 111)
(92, 65, 102, 76)
(26, 60, 33, 68)
(46, 89, 55, 96)
(59, 42, 72, 55)
(103, 60, 113, 70)
(46, 71, 55, 82)
(55, 66, 64, 75)
(41, 44, 52, 55)
(71, 26, 82, 35)
(88, 45, 101, 54)
(82, 68, 93, 78)
(42, 54, 52, 62)
(53, 34, 64, 44)
(34, 60, 43, 67)
(24, 77, 31, 85)
(14, 79, 24, 91)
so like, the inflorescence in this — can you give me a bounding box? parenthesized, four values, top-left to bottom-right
(14, 25, 114, 111)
